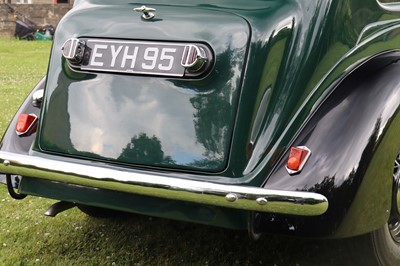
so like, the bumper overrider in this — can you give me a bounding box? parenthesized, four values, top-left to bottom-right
(0, 151, 328, 216)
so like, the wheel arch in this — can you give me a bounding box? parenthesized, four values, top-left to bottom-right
(255, 51, 400, 238)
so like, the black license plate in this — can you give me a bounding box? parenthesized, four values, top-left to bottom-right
(82, 39, 187, 77)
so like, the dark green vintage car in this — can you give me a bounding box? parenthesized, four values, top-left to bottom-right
(1, 0, 400, 264)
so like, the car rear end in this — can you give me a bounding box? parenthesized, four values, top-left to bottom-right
(0, 0, 330, 231)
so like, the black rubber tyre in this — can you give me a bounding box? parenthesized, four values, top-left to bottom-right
(346, 223, 400, 266)
(346, 152, 400, 266)
(77, 204, 129, 218)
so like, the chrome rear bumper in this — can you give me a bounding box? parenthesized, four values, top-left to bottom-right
(0, 151, 328, 216)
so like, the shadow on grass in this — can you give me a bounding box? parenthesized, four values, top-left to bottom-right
(42, 212, 353, 266)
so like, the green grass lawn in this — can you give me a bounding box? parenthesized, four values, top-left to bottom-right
(0, 38, 353, 266)
(0, 38, 50, 135)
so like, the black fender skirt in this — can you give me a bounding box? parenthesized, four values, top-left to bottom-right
(256, 53, 400, 238)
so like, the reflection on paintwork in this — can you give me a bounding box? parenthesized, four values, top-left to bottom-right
(243, 15, 293, 174)
(259, 59, 400, 237)
(40, 4, 250, 172)
(119, 133, 175, 165)
(186, 47, 244, 169)
(68, 76, 205, 163)
(268, 73, 400, 191)
(39, 0, 400, 185)
(65, 43, 246, 170)
(239, 0, 400, 181)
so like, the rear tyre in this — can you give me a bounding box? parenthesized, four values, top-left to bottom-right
(347, 152, 400, 266)
(365, 222, 400, 265)
(347, 221, 400, 266)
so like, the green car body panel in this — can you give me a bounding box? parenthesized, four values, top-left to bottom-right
(1, 0, 400, 239)
(39, 3, 251, 172)
(39, 0, 400, 178)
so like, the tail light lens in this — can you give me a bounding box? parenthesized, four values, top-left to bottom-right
(286, 146, 311, 174)
(16, 113, 38, 136)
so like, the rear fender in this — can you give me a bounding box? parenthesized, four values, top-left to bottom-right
(0, 77, 44, 185)
(255, 52, 400, 238)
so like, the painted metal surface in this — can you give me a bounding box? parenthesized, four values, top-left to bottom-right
(257, 57, 400, 237)
(1, 0, 400, 236)
(38, 4, 250, 172)
(38, 0, 400, 180)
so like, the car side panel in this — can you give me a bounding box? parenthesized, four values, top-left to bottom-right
(256, 56, 400, 238)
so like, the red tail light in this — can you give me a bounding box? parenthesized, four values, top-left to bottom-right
(286, 146, 311, 174)
(16, 113, 38, 136)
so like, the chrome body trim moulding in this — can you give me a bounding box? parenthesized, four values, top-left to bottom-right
(0, 151, 328, 216)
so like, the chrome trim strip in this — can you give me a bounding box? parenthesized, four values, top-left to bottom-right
(0, 151, 328, 216)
